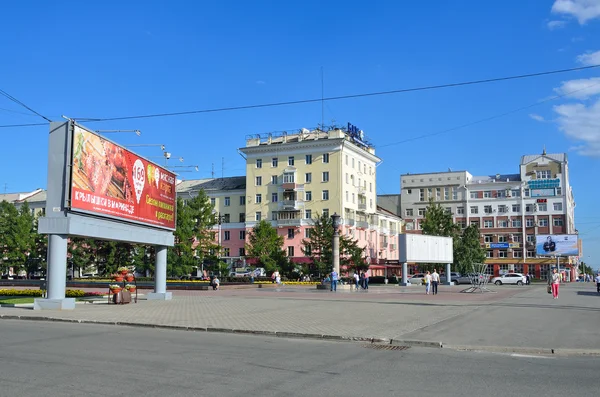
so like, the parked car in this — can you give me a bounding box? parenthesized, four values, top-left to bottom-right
(439, 272, 471, 285)
(409, 273, 426, 285)
(491, 273, 527, 286)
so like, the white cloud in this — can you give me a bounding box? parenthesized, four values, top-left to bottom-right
(553, 99, 600, 156)
(255, 80, 266, 85)
(551, 0, 600, 24)
(553, 77, 600, 99)
(547, 20, 567, 29)
(577, 50, 600, 65)
(529, 113, 546, 122)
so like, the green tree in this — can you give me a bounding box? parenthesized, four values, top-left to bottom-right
(421, 198, 459, 237)
(453, 225, 486, 275)
(246, 219, 287, 273)
(301, 213, 368, 277)
(68, 237, 98, 276)
(0, 201, 36, 274)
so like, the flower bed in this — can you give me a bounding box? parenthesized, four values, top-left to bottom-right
(253, 281, 320, 285)
(0, 288, 107, 297)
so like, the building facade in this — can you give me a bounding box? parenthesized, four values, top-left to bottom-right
(400, 151, 578, 280)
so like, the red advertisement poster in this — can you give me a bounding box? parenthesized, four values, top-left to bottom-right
(70, 125, 176, 229)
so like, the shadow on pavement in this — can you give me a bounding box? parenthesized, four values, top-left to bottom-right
(577, 291, 600, 297)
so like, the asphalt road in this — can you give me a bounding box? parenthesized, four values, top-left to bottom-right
(0, 320, 597, 397)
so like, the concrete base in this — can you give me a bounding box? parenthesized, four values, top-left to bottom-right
(146, 292, 173, 300)
(399, 282, 413, 286)
(443, 282, 454, 286)
(33, 298, 76, 310)
(316, 284, 352, 291)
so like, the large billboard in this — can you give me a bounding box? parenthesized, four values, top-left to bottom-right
(535, 234, 578, 257)
(399, 234, 453, 264)
(70, 125, 176, 229)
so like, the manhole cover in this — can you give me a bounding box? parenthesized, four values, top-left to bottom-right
(362, 344, 410, 351)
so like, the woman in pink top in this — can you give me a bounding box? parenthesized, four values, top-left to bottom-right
(551, 269, 560, 299)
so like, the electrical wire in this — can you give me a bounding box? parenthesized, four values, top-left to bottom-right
(0, 122, 47, 128)
(0, 89, 51, 122)
(72, 64, 600, 123)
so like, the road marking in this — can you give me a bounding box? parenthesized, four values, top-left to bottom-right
(511, 353, 554, 359)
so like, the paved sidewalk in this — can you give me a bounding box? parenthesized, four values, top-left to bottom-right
(1, 283, 598, 354)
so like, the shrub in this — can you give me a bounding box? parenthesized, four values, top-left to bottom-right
(0, 289, 106, 297)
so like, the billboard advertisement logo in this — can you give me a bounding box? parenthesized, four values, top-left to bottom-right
(132, 159, 145, 204)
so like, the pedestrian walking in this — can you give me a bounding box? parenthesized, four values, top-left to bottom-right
(359, 271, 365, 290)
(526, 273, 530, 285)
(364, 270, 369, 290)
(330, 270, 338, 292)
(425, 271, 432, 295)
(353, 272, 360, 291)
(595, 273, 600, 294)
(431, 269, 439, 295)
(551, 268, 560, 299)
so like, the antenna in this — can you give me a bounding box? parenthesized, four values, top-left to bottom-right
(221, 157, 224, 179)
(211, 163, 215, 179)
(321, 66, 324, 130)
(3, 183, 7, 194)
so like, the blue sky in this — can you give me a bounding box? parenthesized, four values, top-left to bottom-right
(1, 0, 599, 269)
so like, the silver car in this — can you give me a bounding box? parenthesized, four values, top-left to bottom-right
(491, 273, 526, 286)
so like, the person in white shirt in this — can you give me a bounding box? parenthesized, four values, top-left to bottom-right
(353, 272, 360, 291)
(431, 269, 440, 295)
(595, 273, 600, 294)
(425, 271, 432, 295)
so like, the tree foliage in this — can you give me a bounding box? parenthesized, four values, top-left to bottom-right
(453, 225, 486, 275)
(245, 220, 287, 273)
(421, 198, 459, 238)
(0, 201, 36, 274)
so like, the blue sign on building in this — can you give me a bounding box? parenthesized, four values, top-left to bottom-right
(489, 243, 510, 249)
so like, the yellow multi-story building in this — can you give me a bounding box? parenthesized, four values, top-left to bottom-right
(239, 126, 401, 274)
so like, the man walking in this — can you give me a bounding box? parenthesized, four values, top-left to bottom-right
(330, 270, 338, 292)
(595, 273, 600, 294)
(431, 269, 440, 295)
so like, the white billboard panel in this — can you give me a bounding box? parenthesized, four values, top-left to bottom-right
(535, 234, 579, 256)
(399, 234, 453, 263)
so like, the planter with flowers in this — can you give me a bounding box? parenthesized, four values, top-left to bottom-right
(112, 274, 124, 282)
(108, 272, 138, 304)
(125, 274, 135, 282)
(125, 284, 136, 293)
(117, 266, 129, 275)
(109, 284, 122, 294)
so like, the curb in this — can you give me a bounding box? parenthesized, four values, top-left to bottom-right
(444, 344, 600, 357)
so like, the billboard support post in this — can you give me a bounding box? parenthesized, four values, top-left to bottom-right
(444, 263, 452, 286)
(34, 234, 75, 310)
(400, 262, 409, 286)
(147, 245, 172, 300)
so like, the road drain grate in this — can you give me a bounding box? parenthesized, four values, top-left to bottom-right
(363, 344, 410, 351)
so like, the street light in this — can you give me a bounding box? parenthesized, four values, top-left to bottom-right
(331, 212, 341, 275)
(169, 165, 199, 172)
(125, 144, 166, 150)
(95, 129, 141, 136)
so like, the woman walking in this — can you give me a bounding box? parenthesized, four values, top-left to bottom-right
(425, 271, 432, 295)
(551, 268, 560, 299)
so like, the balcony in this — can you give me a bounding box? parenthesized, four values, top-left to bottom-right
(380, 242, 388, 249)
(282, 182, 304, 191)
(358, 202, 367, 211)
(277, 218, 302, 227)
(356, 220, 369, 229)
(279, 200, 302, 211)
(345, 218, 355, 227)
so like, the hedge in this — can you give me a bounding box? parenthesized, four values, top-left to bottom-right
(0, 289, 106, 297)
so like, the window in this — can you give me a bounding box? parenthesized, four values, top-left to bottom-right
(470, 192, 478, 199)
(513, 250, 522, 258)
(498, 250, 507, 258)
(271, 212, 277, 221)
(444, 187, 450, 200)
(428, 188, 433, 199)
(305, 228, 312, 238)
(418, 208, 426, 216)
(484, 235, 493, 243)
(486, 251, 493, 258)
(239, 213, 245, 222)
(255, 176, 262, 186)
(436, 188, 441, 200)
(512, 234, 522, 242)
(540, 264, 550, 278)
(345, 154, 348, 165)
(405, 208, 414, 217)
(288, 228, 295, 238)
(345, 173, 349, 184)
(496, 190, 506, 198)
(512, 204, 520, 213)
(498, 205, 507, 213)
(210, 198, 216, 206)
(240, 196, 246, 205)
(524, 189, 530, 197)
(305, 209, 312, 219)
(370, 199, 373, 208)
(536, 170, 551, 179)
(305, 154, 312, 164)
(223, 248, 230, 257)
(445, 207, 452, 214)
(526, 219, 534, 227)
(322, 190, 329, 200)
(484, 220, 493, 228)
(556, 187, 562, 195)
(256, 159, 262, 168)
(527, 234, 535, 243)
(272, 157, 278, 167)
(352, 193, 355, 203)
(283, 173, 295, 184)
(484, 205, 492, 214)
(255, 212, 261, 221)
(419, 189, 425, 202)
(497, 220, 508, 228)
(323, 153, 329, 163)
(322, 171, 329, 182)
(526, 204, 534, 213)
(498, 235, 507, 242)
(352, 158, 355, 168)
(224, 197, 230, 206)
(224, 231, 230, 241)
(457, 207, 465, 215)
(323, 208, 329, 218)
(305, 191, 312, 201)
(553, 202, 563, 211)
(537, 203, 547, 211)
(271, 193, 278, 202)
(345, 191, 349, 201)
(452, 187, 458, 200)
(305, 173, 312, 183)
(369, 182, 372, 192)
(470, 206, 478, 214)
(553, 217, 563, 226)
(239, 230, 246, 240)
(271, 175, 278, 185)
(288, 156, 294, 166)
(511, 189, 521, 197)
(457, 220, 466, 229)
(527, 251, 535, 258)
(512, 219, 522, 227)
(538, 218, 548, 227)
(255, 194, 262, 204)
(484, 191, 491, 198)
(470, 220, 479, 227)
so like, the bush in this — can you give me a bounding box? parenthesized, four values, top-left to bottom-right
(0, 288, 106, 297)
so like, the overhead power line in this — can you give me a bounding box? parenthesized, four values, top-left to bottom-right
(0, 89, 51, 122)
(73, 64, 600, 123)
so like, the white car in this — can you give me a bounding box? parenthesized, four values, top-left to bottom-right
(409, 273, 426, 285)
(491, 273, 526, 286)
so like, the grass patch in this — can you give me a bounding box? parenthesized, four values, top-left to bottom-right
(0, 297, 34, 304)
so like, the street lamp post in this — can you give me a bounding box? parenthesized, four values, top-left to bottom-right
(213, 210, 226, 275)
(331, 213, 341, 275)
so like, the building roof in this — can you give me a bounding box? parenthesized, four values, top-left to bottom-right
(0, 189, 44, 203)
(469, 174, 521, 184)
(176, 177, 246, 194)
(521, 153, 566, 165)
